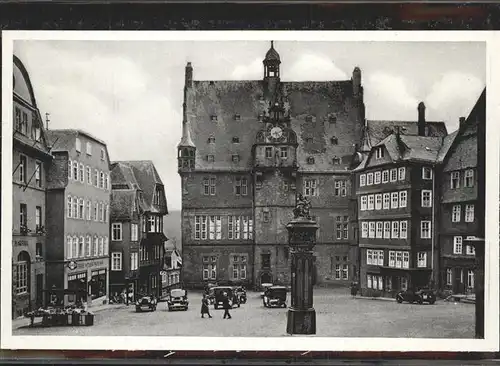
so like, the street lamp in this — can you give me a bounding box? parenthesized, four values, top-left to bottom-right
(286, 194, 318, 335)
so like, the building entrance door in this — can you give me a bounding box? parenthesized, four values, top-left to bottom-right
(453, 268, 464, 294)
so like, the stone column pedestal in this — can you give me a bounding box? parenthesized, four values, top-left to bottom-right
(286, 217, 318, 335)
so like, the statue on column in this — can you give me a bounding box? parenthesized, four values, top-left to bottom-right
(293, 193, 311, 220)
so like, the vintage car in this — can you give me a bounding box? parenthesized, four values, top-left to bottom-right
(233, 286, 247, 304)
(212, 286, 240, 309)
(396, 288, 436, 305)
(135, 296, 158, 312)
(167, 289, 189, 311)
(260, 283, 274, 298)
(262, 286, 288, 308)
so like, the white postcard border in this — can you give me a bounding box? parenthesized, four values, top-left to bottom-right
(2, 30, 499, 352)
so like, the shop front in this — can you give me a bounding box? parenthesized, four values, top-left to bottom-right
(65, 258, 109, 306)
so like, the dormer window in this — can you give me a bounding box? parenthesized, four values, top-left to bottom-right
(75, 138, 81, 153)
(234, 114, 241, 121)
(305, 137, 313, 144)
(332, 157, 341, 165)
(306, 115, 313, 123)
(232, 154, 240, 163)
(375, 147, 385, 159)
(232, 137, 240, 143)
(330, 137, 338, 145)
(307, 156, 315, 165)
(329, 114, 337, 124)
(100, 148, 105, 161)
(208, 136, 215, 144)
(211, 115, 218, 122)
(207, 155, 215, 162)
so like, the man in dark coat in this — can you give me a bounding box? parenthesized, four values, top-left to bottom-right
(222, 292, 232, 319)
(201, 294, 212, 318)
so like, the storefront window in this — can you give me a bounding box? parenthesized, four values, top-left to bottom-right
(90, 269, 107, 299)
(67, 272, 87, 303)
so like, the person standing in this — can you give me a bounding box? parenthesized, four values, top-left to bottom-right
(222, 292, 232, 319)
(201, 294, 212, 318)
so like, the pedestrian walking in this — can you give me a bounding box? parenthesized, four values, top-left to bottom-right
(222, 292, 232, 319)
(201, 294, 212, 318)
(127, 289, 133, 305)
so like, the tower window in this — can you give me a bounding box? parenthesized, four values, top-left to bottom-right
(234, 114, 241, 121)
(232, 137, 240, 143)
(329, 114, 337, 124)
(330, 137, 338, 145)
(232, 154, 240, 163)
(332, 157, 341, 165)
(306, 115, 313, 123)
(211, 115, 217, 121)
(307, 157, 315, 165)
(265, 147, 273, 158)
(207, 136, 215, 144)
(305, 138, 313, 144)
(207, 155, 215, 162)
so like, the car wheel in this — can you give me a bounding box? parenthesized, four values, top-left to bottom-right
(396, 295, 403, 303)
(214, 304, 218, 310)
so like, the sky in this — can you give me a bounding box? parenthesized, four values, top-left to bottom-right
(13, 40, 486, 211)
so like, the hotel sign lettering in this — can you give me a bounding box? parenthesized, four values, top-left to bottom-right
(14, 240, 28, 247)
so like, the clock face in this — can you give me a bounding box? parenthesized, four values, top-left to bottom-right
(270, 126, 283, 139)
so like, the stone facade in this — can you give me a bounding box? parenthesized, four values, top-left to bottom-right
(178, 43, 363, 289)
(437, 90, 485, 296)
(12, 55, 53, 318)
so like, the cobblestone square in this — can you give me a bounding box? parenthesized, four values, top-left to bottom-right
(13, 288, 474, 338)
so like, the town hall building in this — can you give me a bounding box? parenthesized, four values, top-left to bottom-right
(178, 42, 365, 289)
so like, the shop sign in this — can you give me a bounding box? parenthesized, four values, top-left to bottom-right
(14, 240, 28, 247)
(67, 259, 107, 272)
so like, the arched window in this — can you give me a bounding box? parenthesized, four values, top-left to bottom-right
(67, 235, 73, 259)
(72, 236, 79, 258)
(86, 200, 91, 220)
(93, 236, 99, 257)
(15, 251, 30, 295)
(307, 156, 315, 165)
(67, 196, 72, 218)
(104, 237, 109, 256)
(79, 236, 85, 258)
(99, 237, 104, 256)
(78, 198, 84, 219)
(86, 235, 92, 257)
(72, 161, 78, 180)
(72, 197, 78, 218)
(68, 160, 72, 179)
(79, 163, 84, 183)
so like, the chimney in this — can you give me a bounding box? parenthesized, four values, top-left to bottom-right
(185, 62, 193, 88)
(459, 116, 466, 128)
(352, 67, 361, 97)
(418, 102, 426, 136)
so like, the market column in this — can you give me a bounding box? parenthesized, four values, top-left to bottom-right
(286, 194, 318, 335)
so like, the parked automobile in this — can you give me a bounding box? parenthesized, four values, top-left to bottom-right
(263, 286, 287, 308)
(212, 286, 240, 309)
(396, 288, 436, 305)
(167, 289, 189, 311)
(135, 296, 158, 312)
(233, 286, 247, 304)
(260, 283, 274, 298)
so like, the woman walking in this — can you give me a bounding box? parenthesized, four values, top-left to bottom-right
(201, 294, 212, 318)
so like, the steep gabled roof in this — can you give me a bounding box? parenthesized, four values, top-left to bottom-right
(112, 160, 166, 214)
(110, 189, 136, 221)
(363, 120, 447, 150)
(188, 78, 362, 173)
